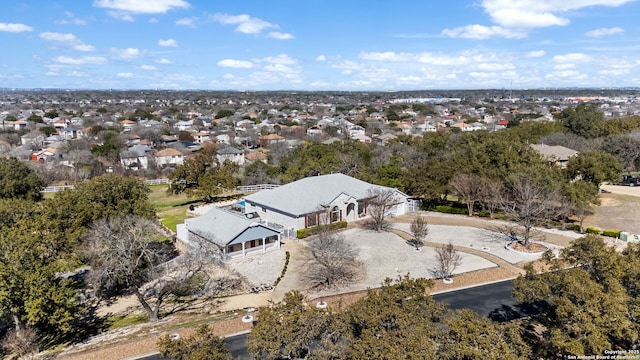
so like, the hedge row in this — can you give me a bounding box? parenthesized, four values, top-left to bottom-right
(433, 205, 468, 215)
(297, 221, 348, 239)
(567, 225, 621, 238)
(602, 229, 621, 238)
(274, 251, 290, 286)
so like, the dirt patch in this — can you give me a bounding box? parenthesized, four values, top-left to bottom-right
(584, 193, 640, 234)
(507, 241, 548, 253)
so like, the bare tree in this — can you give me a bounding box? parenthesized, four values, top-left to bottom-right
(409, 216, 429, 248)
(477, 177, 504, 218)
(449, 173, 483, 216)
(301, 232, 361, 289)
(83, 215, 205, 321)
(499, 174, 560, 247)
(1, 325, 38, 360)
(433, 243, 462, 279)
(365, 188, 399, 232)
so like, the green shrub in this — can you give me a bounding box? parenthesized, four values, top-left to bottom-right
(602, 229, 621, 238)
(546, 220, 562, 227)
(274, 251, 291, 286)
(477, 211, 491, 218)
(296, 221, 348, 239)
(494, 213, 510, 221)
(433, 205, 468, 215)
(586, 227, 601, 234)
(566, 224, 581, 232)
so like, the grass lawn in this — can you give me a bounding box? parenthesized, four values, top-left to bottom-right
(149, 184, 200, 232)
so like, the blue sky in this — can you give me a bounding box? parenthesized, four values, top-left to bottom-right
(1, 0, 640, 90)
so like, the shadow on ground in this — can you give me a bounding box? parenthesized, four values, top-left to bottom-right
(488, 300, 548, 322)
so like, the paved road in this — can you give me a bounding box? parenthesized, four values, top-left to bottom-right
(433, 279, 545, 322)
(137, 280, 542, 360)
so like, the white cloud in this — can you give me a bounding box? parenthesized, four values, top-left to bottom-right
(175, 17, 197, 27)
(158, 39, 177, 47)
(93, 0, 190, 14)
(107, 11, 134, 21)
(117, 72, 134, 78)
(469, 71, 492, 79)
(545, 70, 588, 80)
(266, 32, 294, 40)
(260, 54, 297, 65)
(156, 58, 172, 64)
(441, 25, 526, 39)
(441, 1, 636, 40)
(599, 68, 629, 76)
(40, 32, 95, 52)
(554, 63, 576, 70)
(525, 50, 545, 58)
(0, 23, 32, 32)
(585, 27, 624, 38)
(67, 71, 88, 77)
(140, 65, 157, 70)
(55, 11, 88, 25)
(210, 13, 276, 34)
(475, 62, 515, 71)
(263, 64, 294, 73)
(359, 51, 408, 62)
(316, 55, 327, 62)
(552, 53, 591, 63)
(110, 47, 142, 60)
(482, 0, 634, 29)
(54, 56, 107, 65)
(217, 59, 253, 68)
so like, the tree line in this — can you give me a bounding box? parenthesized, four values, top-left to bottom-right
(0, 157, 205, 358)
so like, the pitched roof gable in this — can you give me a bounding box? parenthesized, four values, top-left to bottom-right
(244, 173, 404, 216)
(185, 207, 269, 247)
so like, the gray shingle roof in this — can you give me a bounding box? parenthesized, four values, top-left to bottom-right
(531, 144, 578, 161)
(185, 207, 278, 247)
(244, 173, 405, 216)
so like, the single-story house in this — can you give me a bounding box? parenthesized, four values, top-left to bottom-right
(531, 144, 578, 169)
(177, 207, 281, 260)
(243, 173, 409, 232)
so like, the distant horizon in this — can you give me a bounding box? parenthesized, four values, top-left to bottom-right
(2, 0, 640, 91)
(2, 87, 640, 93)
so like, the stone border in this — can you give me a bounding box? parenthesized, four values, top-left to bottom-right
(504, 241, 548, 256)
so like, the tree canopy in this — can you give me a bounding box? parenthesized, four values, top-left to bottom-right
(0, 157, 46, 201)
(556, 103, 604, 138)
(169, 153, 240, 199)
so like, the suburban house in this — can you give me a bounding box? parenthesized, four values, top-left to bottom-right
(216, 146, 245, 165)
(177, 207, 281, 260)
(243, 173, 409, 232)
(245, 150, 268, 164)
(120, 144, 151, 170)
(531, 144, 579, 169)
(258, 134, 285, 148)
(155, 148, 185, 167)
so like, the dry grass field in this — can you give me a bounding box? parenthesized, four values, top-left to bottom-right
(584, 185, 640, 235)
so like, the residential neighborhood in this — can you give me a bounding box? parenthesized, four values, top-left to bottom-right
(2, 89, 640, 359)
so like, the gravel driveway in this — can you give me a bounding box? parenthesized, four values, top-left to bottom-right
(307, 227, 497, 298)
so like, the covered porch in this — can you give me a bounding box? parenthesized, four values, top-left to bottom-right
(224, 226, 281, 260)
